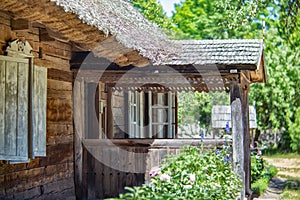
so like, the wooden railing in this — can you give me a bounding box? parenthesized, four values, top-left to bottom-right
(81, 138, 229, 199)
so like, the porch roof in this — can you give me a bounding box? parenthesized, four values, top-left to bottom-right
(160, 39, 264, 70)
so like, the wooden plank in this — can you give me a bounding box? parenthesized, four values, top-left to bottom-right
(103, 147, 111, 198)
(148, 91, 152, 138)
(110, 147, 119, 197)
(107, 88, 113, 139)
(230, 84, 245, 200)
(5, 60, 18, 157)
(0, 60, 5, 155)
(95, 150, 104, 199)
(16, 62, 28, 158)
(241, 72, 252, 198)
(168, 91, 172, 138)
(47, 68, 72, 82)
(11, 19, 29, 30)
(33, 65, 47, 157)
(47, 98, 72, 122)
(87, 151, 96, 199)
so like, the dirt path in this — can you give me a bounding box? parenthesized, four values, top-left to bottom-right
(254, 157, 300, 200)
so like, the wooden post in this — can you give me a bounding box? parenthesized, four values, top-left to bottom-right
(241, 72, 252, 199)
(230, 84, 245, 200)
(73, 79, 84, 200)
(107, 87, 114, 139)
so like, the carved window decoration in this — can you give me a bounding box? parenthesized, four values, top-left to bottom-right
(0, 39, 47, 163)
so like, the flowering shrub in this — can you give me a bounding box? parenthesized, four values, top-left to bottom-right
(115, 145, 241, 200)
(251, 147, 265, 183)
(250, 146, 278, 195)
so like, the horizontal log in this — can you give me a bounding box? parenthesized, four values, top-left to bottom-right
(1, 177, 74, 200)
(47, 122, 73, 137)
(0, 24, 16, 44)
(47, 98, 72, 122)
(1, 164, 74, 198)
(47, 135, 73, 145)
(41, 43, 71, 60)
(47, 88, 72, 99)
(11, 18, 29, 30)
(47, 79, 72, 91)
(42, 40, 71, 52)
(15, 30, 39, 42)
(47, 68, 73, 82)
(0, 11, 10, 26)
(83, 138, 229, 148)
(35, 57, 70, 71)
(39, 143, 73, 167)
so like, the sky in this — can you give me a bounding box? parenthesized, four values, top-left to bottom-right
(159, 0, 182, 17)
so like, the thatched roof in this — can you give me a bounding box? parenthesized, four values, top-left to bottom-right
(0, 0, 176, 66)
(52, 0, 177, 64)
(160, 39, 264, 70)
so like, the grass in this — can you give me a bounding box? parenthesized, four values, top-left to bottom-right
(260, 151, 300, 199)
(281, 178, 300, 200)
(262, 147, 300, 159)
(251, 165, 278, 195)
(264, 153, 300, 159)
(281, 190, 300, 200)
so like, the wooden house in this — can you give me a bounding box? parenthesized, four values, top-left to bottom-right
(0, 0, 266, 199)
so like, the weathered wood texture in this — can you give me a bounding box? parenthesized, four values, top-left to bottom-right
(241, 71, 252, 198)
(0, 11, 75, 199)
(0, 56, 29, 161)
(81, 139, 227, 199)
(230, 84, 245, 199)
(32, 65, 47, 157)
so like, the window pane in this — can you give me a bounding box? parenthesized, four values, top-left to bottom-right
(152, 124, 168, 138)
(152, 108, 168, 123)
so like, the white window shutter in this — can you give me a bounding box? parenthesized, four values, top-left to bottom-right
(31, 65, 47, 157)
(0, 56, 29, 162)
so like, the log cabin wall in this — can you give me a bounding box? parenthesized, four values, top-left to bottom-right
(0, 11, 74, 199)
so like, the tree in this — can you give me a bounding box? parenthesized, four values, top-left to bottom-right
(130, 0, 185, 38)
(131, 0, 300, 151)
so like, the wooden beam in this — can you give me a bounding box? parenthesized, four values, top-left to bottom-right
(107, 87, 114, 139)
(11, 18, 29, 30)
(241, 72, 252, 199)
(39, 28, 55, 42)
(73, 80, 84, 200)
(230, 84, 245, 200)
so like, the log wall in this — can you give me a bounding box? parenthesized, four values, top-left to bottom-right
(0, 11, 75, 199)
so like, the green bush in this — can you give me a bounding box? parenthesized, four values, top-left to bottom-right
(113, 145, 241, 200)
(251, 150, 265, 183)
(251, 150, 278, 195)
(252, 176, 269, 195)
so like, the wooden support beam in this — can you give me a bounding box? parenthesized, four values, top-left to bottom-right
(73, 80, 84, 200)
(241, 71, 252, 199)
(230, 84, 245, 200)
(107, 87, 114, 139)
(11, 18, 29, 30)
(230, 74, 252, 199)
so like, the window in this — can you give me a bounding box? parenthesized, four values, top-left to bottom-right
(128, 91, 176, 138)
(0, 39, 47, 163)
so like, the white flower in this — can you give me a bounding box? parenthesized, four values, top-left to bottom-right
(160, 174, 171, 182)
(183, 185, 193, 189)
(189, 174, 196, 183)
(149, 166, 161, 177)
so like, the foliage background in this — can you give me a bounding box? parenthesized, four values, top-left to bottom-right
(131, 0, 300, 152)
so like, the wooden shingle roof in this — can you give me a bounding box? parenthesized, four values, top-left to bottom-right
(159, 39, 264, 70)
